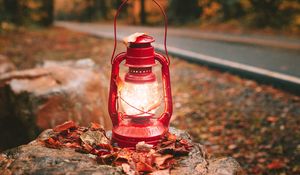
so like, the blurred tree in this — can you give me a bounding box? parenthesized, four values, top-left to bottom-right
(140, 0, 147, 24)
(199, 0, 221, 21)
(168, 0, 200, 24)
(84, 0, 111, 21)
(217, 0, 246, 21)
(98, 0, 109, 19)
(55, 0, 117, 21)
(40, 0, 54, 26)
(0, 0, 54, 27)
(82, 0, 96, 21)
(197, 0, 300, 31)
(249, 0, 283, 27)
(2, 0, 22, 25)
(249, 0, 300, 28)
(113, 0, 128, 18)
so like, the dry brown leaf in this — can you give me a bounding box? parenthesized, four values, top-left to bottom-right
(123, 32, 145, 46)
(53, 120, 77, 132)
(136, 162, 153, 173)
(80, 130, 109, 146)
(154, 154, 173, 169)
(136, 141, 153, 152)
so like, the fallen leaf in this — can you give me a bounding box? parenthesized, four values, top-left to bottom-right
(80, 130, 109, 146)
(267, 116, 278, 123)
(97, 153, 117, 165)
(157, 143, 176, 154)
(123, 32, 146, 46)
(228, 144, 237, 150)
(136, 141, 153, 152)
(136, 162, 153, 172)
(267, 159, 285, 169)
(154, 154, 173, 169)
(43, 137, 62, 149)
(53, 121, 77, 132)
(65, 142, 81, 149)
(115, 148, 132, 165)
(166, 133, 177, 142)
(90, 122, 103, 131)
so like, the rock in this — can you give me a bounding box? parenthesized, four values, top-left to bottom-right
(0, 59, 111, 150)
(0, 143, 123, 175)
(169, 128, 245, 175)
(0, 55, 16, 74)
(0, 127, 244, 175)
(208, 157, 245, 175)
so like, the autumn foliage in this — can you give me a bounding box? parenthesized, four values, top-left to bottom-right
(41, 121, 192, 174)
(0, 0, 53, 27)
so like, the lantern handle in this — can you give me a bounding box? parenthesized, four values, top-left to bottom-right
(111, 0, 170, 65)
(154, 53, 173, 126)
(109, 52, 127, 126)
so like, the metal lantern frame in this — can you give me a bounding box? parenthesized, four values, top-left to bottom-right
(108, 0, 172, 148)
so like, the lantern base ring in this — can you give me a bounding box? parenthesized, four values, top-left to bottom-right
(111, 121, 167, 148)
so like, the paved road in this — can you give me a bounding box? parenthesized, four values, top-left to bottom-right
(56, 22, 300, 78)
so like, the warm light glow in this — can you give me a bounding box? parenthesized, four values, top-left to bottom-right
(120, 81, 160, 116)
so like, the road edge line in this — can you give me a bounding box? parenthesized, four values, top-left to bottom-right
(154, 43, 300, 95)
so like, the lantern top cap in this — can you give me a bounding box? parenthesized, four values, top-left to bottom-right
(124, 33, 155, 45)
(133, 34, 155, 44)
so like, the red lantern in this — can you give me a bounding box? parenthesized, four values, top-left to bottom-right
(108, 0, 172, 148)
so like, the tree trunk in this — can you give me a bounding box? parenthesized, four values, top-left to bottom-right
(140, 0, 147, 25)
(41, 0, 54, 26)
(3, 0, 22, 25)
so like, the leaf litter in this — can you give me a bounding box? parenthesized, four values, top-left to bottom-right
(41, 121, 192, 174)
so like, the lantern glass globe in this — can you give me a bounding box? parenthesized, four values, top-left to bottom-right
(120, 80, 160, 117)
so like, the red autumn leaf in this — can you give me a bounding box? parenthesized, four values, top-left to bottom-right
(91, 146, 111, 156)
(157, 143, 176, 154)
(76, 143, 93, 153)
(154, 154, 173, 169)
(114, 148, 132, 165)
(166, 133, 177, 142)
(159, 140, 175, 147)
(65, 142, 81, 149)
(179, 139, 192, 150)
(53, 120, 77, 132)
(95, 143, 113, 151)
(135, 162, 153, 172)
(90, 122, 103, 130)
(157, 135, 191, 156)
(173, 146, 190, 156)
(267, 116, 278, 123)
(43, 137, 62, 149)
(132, 151, 151, 164)
(97, 153, 118, 165)
(267, 160, 285, 169)
(228, 144, 237, 150)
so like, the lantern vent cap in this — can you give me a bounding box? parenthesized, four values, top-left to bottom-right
(133, 34, 155, 44)
(124, 33, 155, 45)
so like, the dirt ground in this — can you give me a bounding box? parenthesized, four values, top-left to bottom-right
(0, 27, 299, 174)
